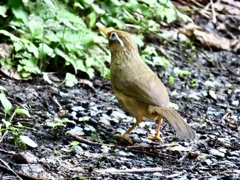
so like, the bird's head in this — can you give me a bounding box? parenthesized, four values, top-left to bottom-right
(99, 26, 138, 54)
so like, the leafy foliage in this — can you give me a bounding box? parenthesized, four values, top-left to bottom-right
(0, 0, 192, 79)
(0, 86, 31, 145)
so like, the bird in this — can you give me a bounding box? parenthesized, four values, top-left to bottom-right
(99, 26, 196, 144)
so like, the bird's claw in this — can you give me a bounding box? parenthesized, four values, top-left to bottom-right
(116, 134, 133, 144)
(147, 134, 162, 142)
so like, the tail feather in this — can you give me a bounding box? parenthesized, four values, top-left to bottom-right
(154, 106, 196, 140)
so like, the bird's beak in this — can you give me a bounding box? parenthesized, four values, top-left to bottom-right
(98, 26, 109, 37)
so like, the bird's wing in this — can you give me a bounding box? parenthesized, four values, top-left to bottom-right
(112, 61, 170, 106)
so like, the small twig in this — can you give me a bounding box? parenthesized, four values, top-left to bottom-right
(216, 103, 240, 110)
(210, 0, 217, 23)
(221, 111, 231, 120)
(95, 167, 167, 174)
(68, 133, 101, 145)
(0, 158, 23, 180)
(51, 96, 62, 109)
(0, 163, 40, 180)
(177, 152, 188, 162)
(0, 148, 16, 155)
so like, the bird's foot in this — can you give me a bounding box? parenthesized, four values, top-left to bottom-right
(147, 134, 162, 142)
(116, 134, 133, 144)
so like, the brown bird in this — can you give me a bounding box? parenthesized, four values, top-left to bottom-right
(99, 26, 196, 144)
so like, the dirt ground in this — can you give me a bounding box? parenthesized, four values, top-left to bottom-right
(0, 1, 240, 179)
(0, 47, 239, 179)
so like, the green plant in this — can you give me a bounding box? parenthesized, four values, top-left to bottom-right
(0, 0, 193, 80)
(141, 45, 172, 68)
(0, 86, 31, 145)
(168, 67, 190, 85)
(52, 118, 71, 135)
(91, 131, 103, 144)
(0, 0, 108, 79)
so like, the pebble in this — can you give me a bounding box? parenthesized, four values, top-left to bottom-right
(115, 128, 125, 135)
(99, 119, 111, 125)
(109, 117, 119, 125)
(218, 137, 231, 147)
(78, 116, 90, 122)
(231, 100, 239, 106)
(84, 125, 96, 133)
(71, 106, 85, 112)
(80, 143, 89, 150)
(229, 150, 240, 157)
(111, 111, 126, 120)
(89, 118, 98, 125)
(204, 159, 212, 165)
(116, 150, 134, 157)
(67, 126, 85, 136)
(69, 111, 77, 120)
(101, 114, 111, 120)
(209, 149, 225, 157)
(71, 145, 84, 153)
(196, 153, 209, 161)
(19, 135, 38, 148)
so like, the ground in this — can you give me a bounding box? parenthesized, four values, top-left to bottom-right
(0, 1, 240, 179)
(0, 48, 239, 179)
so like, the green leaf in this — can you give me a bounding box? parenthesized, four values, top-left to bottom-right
(28, 19, 44, 38)
(18, 59, 41, 75)
(88, 12, 96, 29)
(168, 76, 174, 85)
(65, 73, 78, 87)
(0, 30, 21, 41)
(12, 6, 28, 24)
(0, 92, 12, 116)
(13, 41, 23, 52)
(24, 41, 39, 58)
(0, 86, 7, 91)
(38, 43, 54, 58)
(0, 5, 8, 18)
(55, 48, 77, 74)
(15, 108, 31, 117)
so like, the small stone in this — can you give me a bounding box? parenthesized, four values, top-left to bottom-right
(71, 145, 83, 153)
(218, 138, 231, 147)
(67, 126, 85, 136)
(99, 119, 111, 125)
(84, 125, 96, 133)
(13, 152, 39, 163)
(115, 128, 125, 135)
(229, 150, 240, 157)
(71, 106, 85, 112)
(117, 150, 134, 157)
(196, 153, 209, 161)
(79, 100, 89, 108)
(218, 147, 227, 154)
(111, 111, 126, 120)
(19, 135, 38, 148)
(68, 111, 78, 120)
(101, 114, 111, 120)
(78, 116, 90, 122)
(205, 159, 212, 165)
(209, 149, 225, 157)
(109, 118, 119, 125)
(101, 145, 110, 153)
(89, 118, 98, 125)
(80, 143, 89, 150)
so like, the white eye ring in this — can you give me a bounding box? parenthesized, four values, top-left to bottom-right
(109, 32, 124, 47)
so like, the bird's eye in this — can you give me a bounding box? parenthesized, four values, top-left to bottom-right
(109, 32, 118, 41)
(109, 32, 124, 47)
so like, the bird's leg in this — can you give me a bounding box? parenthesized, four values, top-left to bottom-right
(148, 117, 163, 142)
(118, 116, 143, 144)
